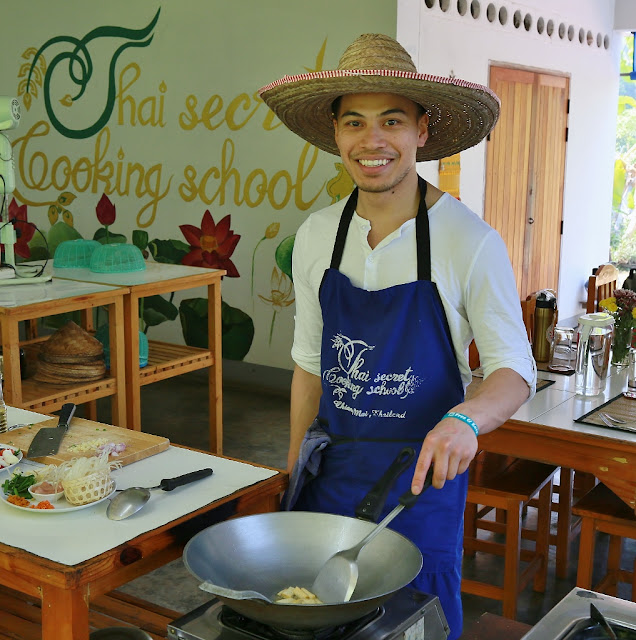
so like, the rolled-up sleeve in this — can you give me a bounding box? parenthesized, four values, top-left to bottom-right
(465, 230, 537, 399)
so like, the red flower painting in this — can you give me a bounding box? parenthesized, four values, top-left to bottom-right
(96, 193, 116, 226)
(8, 198, 34, 259)
(180, 210, 240, 277)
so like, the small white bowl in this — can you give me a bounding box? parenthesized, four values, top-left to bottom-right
(0, 445, 23, 475)
(29, 481, 65, 503)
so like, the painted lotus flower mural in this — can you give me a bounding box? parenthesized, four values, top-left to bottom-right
(7, 199, 34, 259)
(259, 267, 294, 344)
(180, 210, 240, 276)
(25, 195, 257, 360)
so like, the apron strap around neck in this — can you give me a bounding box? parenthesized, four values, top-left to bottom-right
(330, 176, 431, 282)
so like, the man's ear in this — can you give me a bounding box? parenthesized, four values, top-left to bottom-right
(418, 112, 429, 148)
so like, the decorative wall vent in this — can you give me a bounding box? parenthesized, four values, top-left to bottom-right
(422, 1, 611, 50)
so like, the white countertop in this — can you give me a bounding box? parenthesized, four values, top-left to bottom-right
(50, 261, 222, 287)
(0, 407, 278, 566)
(511, 364, 636, 443)
(0, 277, 122, 308)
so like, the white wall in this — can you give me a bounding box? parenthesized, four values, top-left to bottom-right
(398, 0, 621, 318)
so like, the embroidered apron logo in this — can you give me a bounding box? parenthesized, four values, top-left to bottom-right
(323, 333, 420, 417)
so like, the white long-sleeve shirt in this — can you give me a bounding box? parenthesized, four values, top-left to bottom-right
(291, 191, 537, 395)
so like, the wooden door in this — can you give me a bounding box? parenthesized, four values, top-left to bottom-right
(485, 66, 569, 300)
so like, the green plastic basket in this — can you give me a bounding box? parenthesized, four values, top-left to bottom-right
(54, 239, 101, 268)
(89, 243, 146, 273)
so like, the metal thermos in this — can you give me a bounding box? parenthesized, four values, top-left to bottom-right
(623, 268, 636, 293)
(532, 293, 557, 362)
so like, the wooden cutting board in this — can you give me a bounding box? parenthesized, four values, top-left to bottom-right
(0, 417, 170, 466)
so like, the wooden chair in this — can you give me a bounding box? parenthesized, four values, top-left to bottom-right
(462, 451, 558, 619)
(520, 291, 580, 579)
(572, 482, 636, 600)
(587, 263, 619, 313)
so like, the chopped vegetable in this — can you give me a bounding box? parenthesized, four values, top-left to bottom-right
(58, 450, 120, 482)
(33, 500, 54, 510)
(67, 438, 109, 453)
(2, 471, 37, 498)
(97, 442, 127, 456)
(6, 494, 55, 509)
(7, 494, 31, 507)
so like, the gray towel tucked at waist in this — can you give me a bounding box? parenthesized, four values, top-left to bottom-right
(282, 419, 331, 511)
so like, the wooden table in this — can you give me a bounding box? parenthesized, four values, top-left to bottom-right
(479, 366, 636, 513)
(460, 612, 531, 639)
(0, 279, 127, 425)
(52, 263, 225, 453)
(0, 407, 287, 640)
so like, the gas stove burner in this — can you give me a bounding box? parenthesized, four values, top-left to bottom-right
(521, 588, 636, 640)
(561, 618, 634, 639)
(167, 586, 450, 640)
(219, 605, 381, 640)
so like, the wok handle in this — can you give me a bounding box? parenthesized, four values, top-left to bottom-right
(399, 466, 434, 509)
(355, 447, 416, 521)
(159, 468, 214, 491)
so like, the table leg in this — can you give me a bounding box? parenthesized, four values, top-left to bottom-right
(41, 583, 90, 640)
(1, 319, 22, 406)
(208, 279, 223, 454)
(124, 294, 142, 431)
(555, 467, 574, 579)
(108, 297, 127, 428)
(79, 308, 98, 421)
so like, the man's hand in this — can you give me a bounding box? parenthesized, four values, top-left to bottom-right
(409, 368, 531, 493)
(411, 417, 479, 492)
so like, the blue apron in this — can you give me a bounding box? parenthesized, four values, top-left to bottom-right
(294, 177, 467, 639)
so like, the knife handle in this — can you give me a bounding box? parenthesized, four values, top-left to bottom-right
(58, 403, 76, 429)
(159, 468, 214, 491)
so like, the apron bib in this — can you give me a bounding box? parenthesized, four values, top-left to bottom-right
(294, 177, 467, 639)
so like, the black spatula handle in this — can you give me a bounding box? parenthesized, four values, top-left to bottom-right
(159, 468, 213, 491)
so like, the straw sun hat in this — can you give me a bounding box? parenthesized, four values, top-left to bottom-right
(258, 33, 500, 162)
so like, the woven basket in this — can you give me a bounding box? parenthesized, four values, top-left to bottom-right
(63, 471, 114, 506)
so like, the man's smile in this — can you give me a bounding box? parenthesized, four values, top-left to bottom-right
(358, 158, 391, 167)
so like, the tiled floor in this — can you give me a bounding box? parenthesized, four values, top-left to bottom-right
(98, 370, 635, 634)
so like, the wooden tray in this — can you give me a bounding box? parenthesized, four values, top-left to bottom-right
(1, 417, 170, 466)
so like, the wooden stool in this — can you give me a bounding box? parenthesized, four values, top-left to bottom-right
(528, 466, 584, 580)
(572, 482, 636, 599)
(461, 451, 558, 619)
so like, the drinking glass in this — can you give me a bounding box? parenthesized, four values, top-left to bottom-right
(548, 327, 575, 373)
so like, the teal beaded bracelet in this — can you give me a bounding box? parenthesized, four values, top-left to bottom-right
(442, 411, 479, 437)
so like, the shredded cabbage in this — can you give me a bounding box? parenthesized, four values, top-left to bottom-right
(58, 450, 121, 481)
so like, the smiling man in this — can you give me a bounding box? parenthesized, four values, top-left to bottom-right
(259, 34, 536, 638)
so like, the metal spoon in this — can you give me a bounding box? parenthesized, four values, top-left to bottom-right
(107, 468, 213, 521)
(311, 468, 433, 604)
(198, 581, 273, 603)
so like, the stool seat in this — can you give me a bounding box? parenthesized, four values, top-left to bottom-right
(572, 482, 636, 600)
(462, 452, 558, 619)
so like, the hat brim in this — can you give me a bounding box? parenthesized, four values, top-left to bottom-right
(259, 70, 500, 162)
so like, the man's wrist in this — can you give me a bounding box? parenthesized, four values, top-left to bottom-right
(442, 411, 479, 437)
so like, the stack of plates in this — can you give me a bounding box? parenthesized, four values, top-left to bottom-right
(33, 321, 106, 385)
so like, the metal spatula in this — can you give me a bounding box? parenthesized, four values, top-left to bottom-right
(311, 467, 433, 604)
(590, 603, 618, 640)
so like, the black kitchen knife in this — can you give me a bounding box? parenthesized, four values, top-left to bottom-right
(26, 403, 76, 458)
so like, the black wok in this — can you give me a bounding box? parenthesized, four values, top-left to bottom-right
(183, 448, 426, 630)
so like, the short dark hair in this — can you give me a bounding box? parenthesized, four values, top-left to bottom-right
(331, 95, 426, 119)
